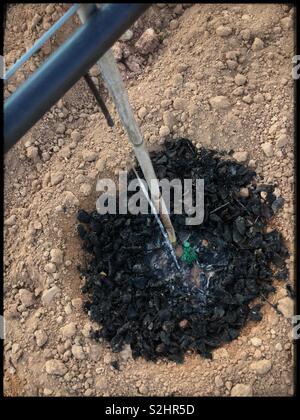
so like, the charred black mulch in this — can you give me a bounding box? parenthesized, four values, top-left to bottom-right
(77, 138, 288, 363)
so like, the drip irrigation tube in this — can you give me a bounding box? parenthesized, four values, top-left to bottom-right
(4, 3, 150, 153)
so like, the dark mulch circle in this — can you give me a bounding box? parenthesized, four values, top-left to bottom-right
(77, 138, 288, 363)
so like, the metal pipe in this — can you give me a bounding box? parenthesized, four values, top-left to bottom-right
(83, 73, 114, 127)
(4, 3, 149, 152)
(78, 4, 177, 246)
(4, 4, 81, 81)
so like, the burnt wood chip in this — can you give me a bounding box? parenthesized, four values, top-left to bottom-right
(77, 138, 288, 362)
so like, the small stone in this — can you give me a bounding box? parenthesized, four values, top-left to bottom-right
(56, 123, 66, 134)
(215, 375, 224, 388)
(61, 322, 77, 339)
(209, 96, 231, 110)
(261, 142, 273, 157)
(250, 337, 262, 347)
(50, 172, 64, 186)
(35, 330, 48, 347)
(82, 151, 97, 162)
(135, 28, 159, 55)
(138, 107, 147, 119)
(275, 343, 283, 352)
(80, 183, 92, 197)
(120, 29, 133, 42)
(5, 215, 16, 226)
(281, 16, 293, 30)
(120, 344, 132, 362)
(41, 286, 60, 305)
(71, 130, 81, 143)
(235, 73, 247, 86)
(252, 37, 264, 51)
(233, 151, 248, 163)
(250, 359, 272, 375)
(170, 19, 179, 30)
(239, 187, 249, 198)
(162, 111, 175, 129)
(159, 125, 170, 137)
(44, 262, 57, 274)
(71, 344, 85, 360)
(231, 384, 253, 396)
(95, 159, 106, 173)
(216, 25, 232, 37)
(89, 344, 101, 362)
(240, 28, 251, 41)
(242, 95, 252, 104)
(277, 297, 294, 319)
(95, 376, 108, 392)
(253, 93, 264, 104)
(62, 191, 79, 207)
(45, 359, 67, 376)
(26, 146, 39, 162)
(276, 134, 288, 148)
(173, 98, 187, 110)
(19, 289, 34, 308)
(50, 248, 64, 265)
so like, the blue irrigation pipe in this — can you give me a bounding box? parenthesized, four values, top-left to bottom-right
(4, 3, 150, 152)
(4, 3, 81, 81)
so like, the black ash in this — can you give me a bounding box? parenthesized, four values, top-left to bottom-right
(77, 138, 288, 363)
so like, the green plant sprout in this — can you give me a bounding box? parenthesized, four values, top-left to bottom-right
(181, 241, 198, 265)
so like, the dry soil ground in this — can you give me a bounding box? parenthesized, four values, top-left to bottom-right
(4, 3, 295, 396)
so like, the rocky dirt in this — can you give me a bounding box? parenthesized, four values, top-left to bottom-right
(4, 3, 295, 396)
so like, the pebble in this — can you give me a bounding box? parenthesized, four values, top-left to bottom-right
(276, 134, 288, 148)
(44, 262, 57, 274)
(50, 172, 64, 186)
(170, 19, 179, 30)
(239, 187, 249, 198)
(56, 123, 66, 134)
(261, 142, 273, 157)
(72, 345, 85, 360)
(235, 73, 247, 86)
(26, 146, 39, 162)
(135, 28, 159, 55)
(250, 337, 262, 347)
(231, 384, 253, 396)
(41, 286, 60, 305)
(61, 322, 77, 339)
(5, 215, 17, 226)
(45, 359, 67, 376)
(277, 297, 294, 319)
(253, 93, 264, 104)
(71, 130, 81, 143)
(233, 151, 248, 163)
(162, 111, 175, 129)
(35, 330, 48, 347)
(80, 183, 92, 197)
(252, 37, 264, 51)
(250, 359, 272, 375)
(215, 375, 224, 388)
(120, 29, 133, 42)
(216, 25, 232, 37)
(119, 344, 133, 362)
(242, 95, 252, 104)
(159, 125, 170, 137)
(138, 106, 147, 119)
(82, 151, 97, 162)
(209, 96, 231, 110)
(95, 376, 108, 392)
(173, 98, 187, 110)
(19, 289, 34, 307)
(50, 248, 64, 265)
(275, 343, 283, 352)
